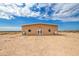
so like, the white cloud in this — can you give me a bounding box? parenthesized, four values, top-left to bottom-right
(52, 3, 79, 21)
(0, 3, 79, 21)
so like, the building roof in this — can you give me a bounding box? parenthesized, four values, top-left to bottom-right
(22, 23, 58, 27)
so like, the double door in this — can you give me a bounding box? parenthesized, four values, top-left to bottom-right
(37, 28, 43, 35)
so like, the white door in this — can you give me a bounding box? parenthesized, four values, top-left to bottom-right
(37, 28, 42, 35)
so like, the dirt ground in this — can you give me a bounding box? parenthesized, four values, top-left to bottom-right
(0, 32, 79, 56)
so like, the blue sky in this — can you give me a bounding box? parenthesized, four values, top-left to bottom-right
(0, 3, 79, 31)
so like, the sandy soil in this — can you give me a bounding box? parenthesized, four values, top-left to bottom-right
(0, 32, 79, 56)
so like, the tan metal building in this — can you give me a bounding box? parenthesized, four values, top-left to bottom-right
(22, 23, 58, 35)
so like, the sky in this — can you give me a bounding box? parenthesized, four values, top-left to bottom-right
(0, 3, 79, 31)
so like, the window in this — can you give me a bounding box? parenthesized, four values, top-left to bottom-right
(28, 29, 31, 32)
(48, 29, 51, 32)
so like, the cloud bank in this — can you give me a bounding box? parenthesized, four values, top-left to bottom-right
(0, 3, 79, 21)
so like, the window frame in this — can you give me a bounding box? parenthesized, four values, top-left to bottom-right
(48, 29, 51, 32)
(28, 29, 31, 32)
